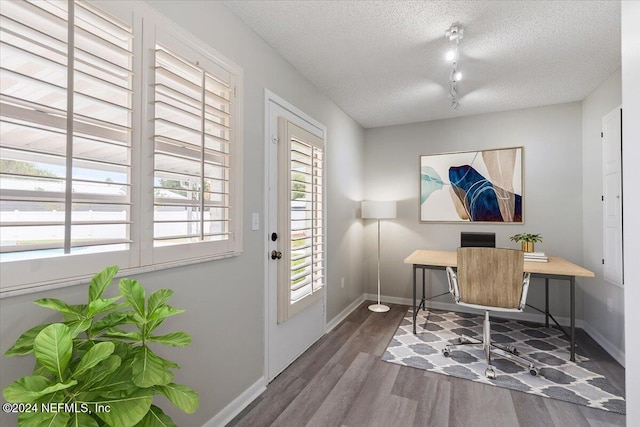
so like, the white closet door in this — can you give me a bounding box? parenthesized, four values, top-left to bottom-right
(602, 107, 623, 286)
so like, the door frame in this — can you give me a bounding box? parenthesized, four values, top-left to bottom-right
(263, 89, 328, 381)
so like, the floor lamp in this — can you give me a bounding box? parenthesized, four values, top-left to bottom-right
(362, 200, 397, 313)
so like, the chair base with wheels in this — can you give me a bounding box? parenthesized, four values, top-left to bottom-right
(441, 311, 539, 379)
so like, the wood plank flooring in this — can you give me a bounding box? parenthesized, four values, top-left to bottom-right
(228, 302, 625, 427)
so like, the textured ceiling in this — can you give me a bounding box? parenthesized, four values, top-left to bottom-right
(224, 1, 620, 129)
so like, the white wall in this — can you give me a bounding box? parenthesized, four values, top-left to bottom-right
(363, 103, 584, 321)
(622, 1, 640, 425)
(581, 70, 624, 363)
(0, 1, 365, 426)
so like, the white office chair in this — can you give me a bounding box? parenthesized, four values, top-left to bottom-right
(443, 247, 538, 379)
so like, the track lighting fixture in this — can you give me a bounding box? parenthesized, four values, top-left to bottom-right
(445, 24, 463, 109)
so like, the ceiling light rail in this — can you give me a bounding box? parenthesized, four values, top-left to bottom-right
(445, 24, 463, 109)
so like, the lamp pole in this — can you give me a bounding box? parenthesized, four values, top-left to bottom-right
(369, 217, 390, 312)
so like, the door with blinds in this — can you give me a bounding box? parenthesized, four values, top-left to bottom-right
(266, 97, 325, 381)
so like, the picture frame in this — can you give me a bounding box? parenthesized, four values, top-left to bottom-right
(419, 146, 524, 223)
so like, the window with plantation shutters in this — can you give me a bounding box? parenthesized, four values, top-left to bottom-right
(0, 0, 243, 293)
(0, 0, 134, 288)
(277, 118, 325, 322)
(152, 43, 234, 251)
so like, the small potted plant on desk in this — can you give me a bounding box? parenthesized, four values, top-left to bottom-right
(510, 233, 543, 253)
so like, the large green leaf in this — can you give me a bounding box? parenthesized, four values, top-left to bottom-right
(89, 265, 119, 302)
(111, 341, 131, 361)
(131, 346, 173, 387)
(3, 376, 48, 402)
(4, 323, 51, 357)
(147, 289, 173, 316)
(146, 306, 184, 322)
(87, 296, 124, 317)
(34, 298, 83, 317)
(89, 361, 135, 394)
(155, 353, 180, 370)
(67, 412, 99, 427)
(79, 355, 121, 389)
(37, 379, 77, 398)
(119, 278, 145, 316)
(3, 376, 76, 402)
(147, 332, 191, 347)
(92, 312, 134, 334)
(33, 324, 73, 381)
(134, 405, 177, 427)
(32, 360, 51, 377)
(102, 328, 142, 341)
(73, 342, 115, 377)
(157, 383, 199, 414)
(145, 319, 165, 334)
(86, 389, 154, 427)
(18, 409, 70, 427)
(66, 319, 92, 338)
(62, 304, 88, 322)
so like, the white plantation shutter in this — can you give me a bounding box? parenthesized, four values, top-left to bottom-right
(152, 42, 235, 254)
(278, 118, 324, 322)
(0, 1, 133, 261)
(0, 1, 243, 292)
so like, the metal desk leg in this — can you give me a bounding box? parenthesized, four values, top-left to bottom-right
(545, 278, 549, 328)
(413, 264, 417, 334)
(422, 267, 426, 311)
(570, 276, 575, 362)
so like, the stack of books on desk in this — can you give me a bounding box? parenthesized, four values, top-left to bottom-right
(524, 252, 548, 262)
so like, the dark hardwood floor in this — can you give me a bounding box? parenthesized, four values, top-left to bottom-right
(228, 302, 625, 427)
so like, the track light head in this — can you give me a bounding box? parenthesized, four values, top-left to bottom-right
(445, 25, 464, 42)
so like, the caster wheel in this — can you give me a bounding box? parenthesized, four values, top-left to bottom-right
(529, 367, 538, 376)
(442, 347, 450, 357)
(485, 367, 496, 379)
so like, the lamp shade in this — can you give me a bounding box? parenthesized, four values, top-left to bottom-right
(362, 201, 397, 219)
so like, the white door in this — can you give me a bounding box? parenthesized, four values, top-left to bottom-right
(602, 107, 623, 286)
(265, 93, 326, 381)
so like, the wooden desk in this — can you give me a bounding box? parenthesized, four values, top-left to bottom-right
(404, 250, 595, 362)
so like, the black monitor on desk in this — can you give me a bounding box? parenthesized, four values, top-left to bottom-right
(460, 232, 496, 248)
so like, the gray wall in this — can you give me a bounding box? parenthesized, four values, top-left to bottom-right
(0, 1, 365, 426)
(363, 103, 584, 321)
(581, 70, 624, 361)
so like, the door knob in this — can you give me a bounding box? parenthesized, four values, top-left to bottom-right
(271, 250, 282, 260)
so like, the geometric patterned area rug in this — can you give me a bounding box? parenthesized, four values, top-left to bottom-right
(383, 309, 626, 414)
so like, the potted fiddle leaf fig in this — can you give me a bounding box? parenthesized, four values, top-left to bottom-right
(2, 266, 199, 427)
(510, 233, 543, 253)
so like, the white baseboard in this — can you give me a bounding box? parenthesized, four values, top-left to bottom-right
(583, 321, 626, 366)
(326, 294, 365, 332)
(202, 376, 266, 427)
(363, 293, 584, 328)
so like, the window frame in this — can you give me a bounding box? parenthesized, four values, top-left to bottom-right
(0, 0, 243, 295)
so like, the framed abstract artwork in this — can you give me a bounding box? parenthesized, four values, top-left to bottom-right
(419, 147, 523, 223)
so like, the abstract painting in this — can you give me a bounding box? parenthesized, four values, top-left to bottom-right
(420, 147, 523, 223)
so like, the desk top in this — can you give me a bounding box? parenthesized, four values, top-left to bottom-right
(404, 250, 595, 278)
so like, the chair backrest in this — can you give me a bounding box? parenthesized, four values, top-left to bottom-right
(456, 247, 524, 309)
